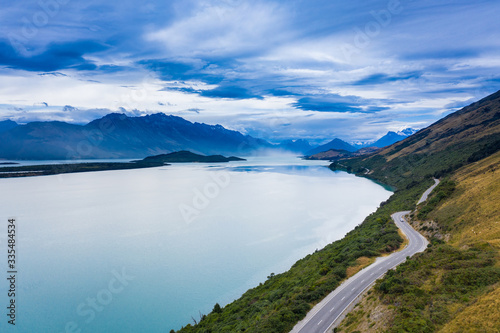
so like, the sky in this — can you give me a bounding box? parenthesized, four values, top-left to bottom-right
(1, 0, 500, 143)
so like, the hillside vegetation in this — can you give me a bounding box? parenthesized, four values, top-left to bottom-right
(335, 93, 500, 333)
(337, 151, 500, 333)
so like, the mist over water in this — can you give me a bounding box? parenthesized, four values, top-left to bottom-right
(0, 156, 392, 332)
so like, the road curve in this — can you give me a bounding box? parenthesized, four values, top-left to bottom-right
(418, 178, 440, 204)
(290, 205, 432, 332)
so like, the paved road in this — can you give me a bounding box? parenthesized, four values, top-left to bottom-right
(417, 178, 440, 204)
(290, 211, 430, 333)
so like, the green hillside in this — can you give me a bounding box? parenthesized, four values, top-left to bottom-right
(337, 151, 500, 333)
(334, 91, 500, 333)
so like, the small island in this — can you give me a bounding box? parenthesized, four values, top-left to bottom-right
(0, 151, 245, 178)
(138, 151, 246, 163)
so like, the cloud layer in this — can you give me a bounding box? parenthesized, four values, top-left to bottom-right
(1, 0, 500, 142)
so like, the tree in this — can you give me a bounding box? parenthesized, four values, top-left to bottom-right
(213, 303, 223, 314)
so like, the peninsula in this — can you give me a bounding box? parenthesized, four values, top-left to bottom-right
(0, 151, 245, 178)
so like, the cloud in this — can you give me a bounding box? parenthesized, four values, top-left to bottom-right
(139, 59, 224, 84)
(352, 72, 423, 86)
(292, 95, 369, 113)
(63, 105, 78, 112)
(200, 84, 262, 100)
(0, 39, 107, 71)
(1, 0, 500, 142)
(145, 1, 293, 59)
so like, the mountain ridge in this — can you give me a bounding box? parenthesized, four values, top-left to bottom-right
(368, 128, 418, 148)
(0, 113, 272, 160)
(305, 138, 356, 156)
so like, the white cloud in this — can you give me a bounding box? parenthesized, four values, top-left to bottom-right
(145, 1, 293, 58)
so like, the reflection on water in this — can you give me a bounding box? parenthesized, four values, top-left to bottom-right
(226, 164, 333, 177)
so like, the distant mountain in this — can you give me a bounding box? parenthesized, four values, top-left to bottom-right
(369, 128, 418, 148)
(0, 113, 272, 160)
(305, 146, 381, 161)
(0, 120, 17, 133)
(305, 138, 356, 156)
(304, 149, 352, 160)
(331, 90, 500, 188)
(276, 139, 313, 154)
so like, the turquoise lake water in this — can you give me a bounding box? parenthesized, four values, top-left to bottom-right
(0, 156, 392, 332)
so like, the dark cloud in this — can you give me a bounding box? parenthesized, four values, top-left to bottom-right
(200, 85, 262, 100)
(38, 72, 67, 77)
(292, 95, 365, 113)
(0, 39, 107, 72)
(63, 105, 78, 112)
(139, 60, 225, 84)
(353, 72, 423, 86)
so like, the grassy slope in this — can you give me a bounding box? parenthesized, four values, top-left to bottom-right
(333, 92, 500, 332)
(336, 151, 500, 333)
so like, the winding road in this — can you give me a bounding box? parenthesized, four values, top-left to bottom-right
(290, 183, 434, 333)
(418, 178, 440, 204)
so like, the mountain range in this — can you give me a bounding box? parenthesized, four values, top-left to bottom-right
(334, 90, 500, 189)
(0, 113, 417, 160)
(369, 128, 418, 148)
(305, 138, 357, 156)
(0, 113, 272, 160)
(303, 129, 417, 158)
(0, 120, 17, 133)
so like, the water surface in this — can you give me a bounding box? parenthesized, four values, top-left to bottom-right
(0, 156, 392, 332)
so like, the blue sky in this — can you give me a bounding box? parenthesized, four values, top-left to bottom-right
(1, 0, 499, 143)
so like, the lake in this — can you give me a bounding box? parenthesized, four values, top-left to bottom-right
(0, 156, 392, 332)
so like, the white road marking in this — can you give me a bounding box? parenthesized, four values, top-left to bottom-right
(318, 320, 322, 325)
(330, 307, 335, 312)
(341, 296, 345, 300)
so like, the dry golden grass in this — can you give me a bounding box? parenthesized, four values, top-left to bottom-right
(338, 151, 500, 332)
(432, 151, 500, 249)
(346, 256, 375, 278)
(438, 284, 500, 333)
(397, 228, 409, 250)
